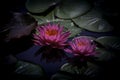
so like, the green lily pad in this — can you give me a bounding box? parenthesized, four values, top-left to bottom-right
(30, 15, 45, 24)
(55, 0, 91, 19)
(60, 63, 86, 74)
(29, 10, 56, 24)
(26, 0, 60, 13)
(60, 62, 99, 79)
(72, 9, 113, 32)
(83, 62, 99, 79)
(95, 48, 115, 62)
(96, 36, 120, 50)
(51, 72, 74, 80)
(14, 61, 46, 79)
(54, 20, 82, 38)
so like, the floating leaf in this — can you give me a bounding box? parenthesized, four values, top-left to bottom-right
(54, 20, 82, 38)
(26, 0, 60, 13)
(96, 36, 120, 51)
(72, 9, 113, 32)
(30, 15, 45, 25)
(14, 61, 46, 80)
(55, 0, 91, 19)
(59, 62, 100, 80)
(83, 62, 100, 79)
(51, 72, 74, 80)
(30, 10, 57, 25)
(60, 63, 86, 74)
(95, 48, 115, 62)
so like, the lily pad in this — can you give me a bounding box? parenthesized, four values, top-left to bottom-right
(72, 9, 113, 32)
(51, 72, 74, 80)
(60, 63, 86, 74)
(29, 10, 56, 25)
(96, 36, 120, 51)
(83, 62, 100, 79)
(60, 62, 99, 80)
(26, 0, 60, 13)
(94, 48, 115, 62)
(55, 0, 91, 19)
(14, 61, 46, 80)
(54, 20, 82, 38)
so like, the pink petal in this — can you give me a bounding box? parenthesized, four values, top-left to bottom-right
(64, 48, 73, 53)
(61, 31, 71, 40)
(33, 40, 43, 45)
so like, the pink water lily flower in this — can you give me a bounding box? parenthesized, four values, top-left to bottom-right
(33, 23, 71, 49)
(65, 37, 97, 57)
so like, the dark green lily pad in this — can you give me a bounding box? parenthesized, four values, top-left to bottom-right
(94, 48, 115, 62)
(60, 63, 86, 74)
(60, 62, 99, 80)
(14, 61, 46, 80)
(30, 15, 45, 24)
(55, 0, 91, 19)
(96, 36, 120, 50)
(83, 62, 100, 79)
(72, 9, 113, 32)
(29, 10, 56, 24)
(51, 72, 74, 80)
(54, 20, 82, 38)
(26, 0, 60, 13)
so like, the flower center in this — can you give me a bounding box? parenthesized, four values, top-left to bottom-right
(78, 42, 86, 46)
(46, 29, 58, 36)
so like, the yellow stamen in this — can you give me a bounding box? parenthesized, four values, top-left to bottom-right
(46, 29, 58, 36)
(78, 42, 86, 46)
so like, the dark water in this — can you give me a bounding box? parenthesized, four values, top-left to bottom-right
(16, 46, 67, 76)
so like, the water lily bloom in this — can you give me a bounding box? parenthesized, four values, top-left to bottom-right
(33, 23, 70, 62)
(65, 37, 97, 57)
(33, 23, 71, 49)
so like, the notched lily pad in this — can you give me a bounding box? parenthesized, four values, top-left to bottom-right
(72, 9, 113, 32)
(26, 0, 60, 13)
(55, 0, 91, 19)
